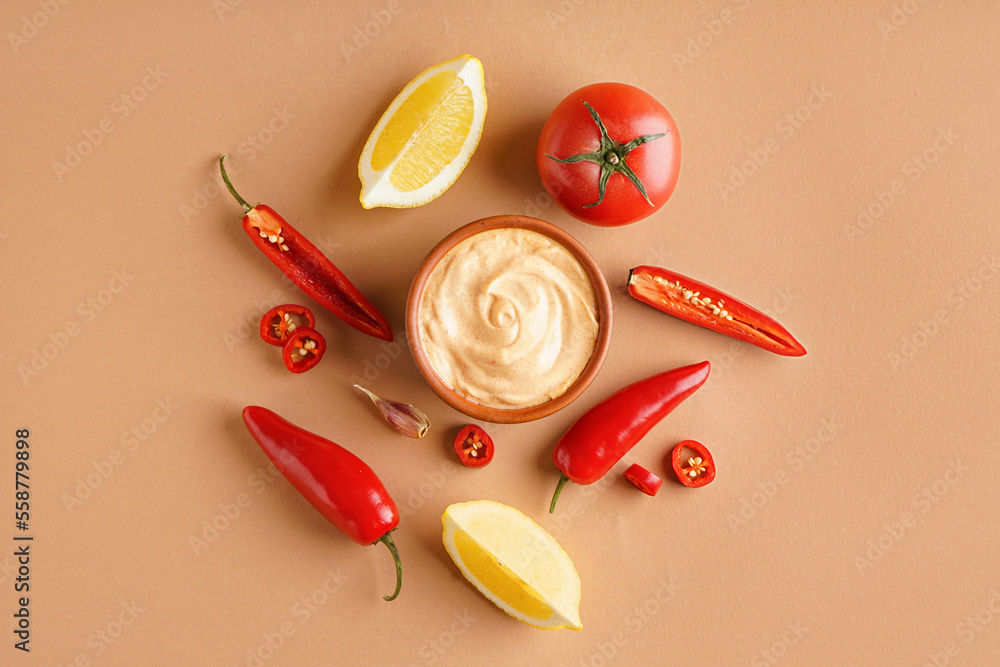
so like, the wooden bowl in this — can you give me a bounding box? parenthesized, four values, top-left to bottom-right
(405, 215, 613, 423)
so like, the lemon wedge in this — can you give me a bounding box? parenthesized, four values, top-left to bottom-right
(358, 55, 487, 209)
(441, 500, 582, 630)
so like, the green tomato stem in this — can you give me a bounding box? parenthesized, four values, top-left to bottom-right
(545, 101, 667, 209)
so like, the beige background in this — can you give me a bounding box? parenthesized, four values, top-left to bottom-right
(3, 1, 999, 665)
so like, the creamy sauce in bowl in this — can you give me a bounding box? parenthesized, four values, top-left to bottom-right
(418, 228, 599, 409)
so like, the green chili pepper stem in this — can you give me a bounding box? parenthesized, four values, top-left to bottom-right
(549, 473, 570, 514)
(378, 531, 403, 602)
(218, 154, 252, 213)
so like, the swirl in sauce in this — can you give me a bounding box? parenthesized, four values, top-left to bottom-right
(419, 228, 599, 409)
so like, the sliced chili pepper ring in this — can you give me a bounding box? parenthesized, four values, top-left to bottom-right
(670, 440, 716, 488)
(260, 304, 316, 346)
(454, 425, 494, 467)
(281, 326, 326, 373)
(623, 464, 662, 496)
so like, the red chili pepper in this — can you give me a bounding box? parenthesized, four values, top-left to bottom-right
(281, 326, 326, 373)
(241, 406, 403, 600)
(453, 425, 494, 467)
(623, 464, 662, 496)
(550, 361, 710, 513)
(260, 304, 316, 346)
(670, 440, 716, 488)
(627, 266, 806, 357)
(220, 155, 393, 342)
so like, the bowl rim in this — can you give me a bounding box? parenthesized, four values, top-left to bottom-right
(405, 214, 613, 424)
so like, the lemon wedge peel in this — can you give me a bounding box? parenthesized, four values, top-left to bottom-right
(441, 500, 582, 631)
(358, 55, 487, 209)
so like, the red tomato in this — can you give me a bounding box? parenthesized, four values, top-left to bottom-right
(536, 83, 680, 227)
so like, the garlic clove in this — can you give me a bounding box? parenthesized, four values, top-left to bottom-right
(354, 385, 430, 439)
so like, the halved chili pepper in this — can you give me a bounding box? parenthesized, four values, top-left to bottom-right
(670, 440, 716, 488)
(623, 464, 662, 496)
(260, 304, 315, 346)
(220, 155, 393, 341)
(550, 361, 710, 513)
(454, 425, 494, 467)
(627, 266, 806, 357)
(281, 326, 326, 373)
(242, 406, 403, 600)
